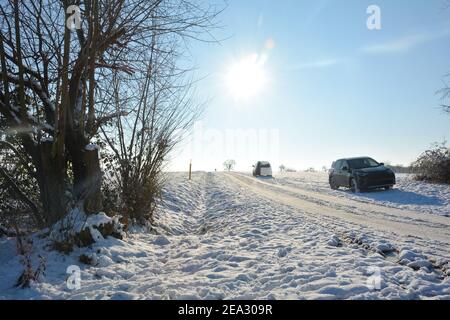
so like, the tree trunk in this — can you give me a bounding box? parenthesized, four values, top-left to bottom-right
(81, 147, 103, 214)
(38, 141, 67, 225)
(65, 77, 103, 214)
(66, 136, 101, 214)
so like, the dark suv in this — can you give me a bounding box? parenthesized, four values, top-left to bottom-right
(329, 157, 395, 193)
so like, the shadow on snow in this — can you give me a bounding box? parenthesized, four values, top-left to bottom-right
(340, 188, 444, 206)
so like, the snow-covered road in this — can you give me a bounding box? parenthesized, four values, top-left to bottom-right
(226, 173, 450, 249)
(0, 172, 449, 299)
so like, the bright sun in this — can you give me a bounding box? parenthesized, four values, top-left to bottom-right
(226, 54, 268, 100)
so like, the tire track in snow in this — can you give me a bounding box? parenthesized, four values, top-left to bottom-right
(223, 173, 449, 279)
(233, 173, 450, 229)
(224, 173, 450, 247)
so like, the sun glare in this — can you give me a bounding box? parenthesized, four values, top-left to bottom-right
(226, 54, 268, 100)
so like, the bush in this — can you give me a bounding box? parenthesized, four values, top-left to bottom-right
(15, 235, 46, 288)
(0, 138, 44, 232)
(412, 143, 450, 184)
(120, 172, 163, 226)
(102, 152, 164, 228)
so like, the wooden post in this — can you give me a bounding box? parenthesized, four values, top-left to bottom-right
(188, 160, 192, 180)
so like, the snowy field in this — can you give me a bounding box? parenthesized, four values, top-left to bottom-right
(0, 172, 449, 299)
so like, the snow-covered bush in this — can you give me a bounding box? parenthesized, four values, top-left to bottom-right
(412, 143, 450, 184)
(50, 208, 124, 253)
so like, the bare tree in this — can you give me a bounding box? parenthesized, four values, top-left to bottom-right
(100, 25, 203, 224)
(439, 81, 450, 114)
(223, 159, 235, 172)
(0, 0, 222, 228)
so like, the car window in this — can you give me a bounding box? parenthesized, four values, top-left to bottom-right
(260, 162, 271, 168)
(348, 158, 379, 169)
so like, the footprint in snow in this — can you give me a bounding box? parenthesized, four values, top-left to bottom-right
(153, 235, 170, 246)
(235, 274, 252, 282)
(277, 247, 292, 258)
(327, 236, 342, 247)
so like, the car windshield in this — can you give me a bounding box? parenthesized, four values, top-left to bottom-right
(260, 162, 271, 168)
(347, 158, 380, 169)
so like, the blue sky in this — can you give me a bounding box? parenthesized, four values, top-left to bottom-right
(169, 0, 450, 172)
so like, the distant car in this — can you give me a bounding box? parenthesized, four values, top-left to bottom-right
(253, 161, 273, 177)
(329, 157, 395, 193)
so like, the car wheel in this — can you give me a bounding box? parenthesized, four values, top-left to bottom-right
(330, 177, 338, 190)
(350, 179, 360, 193)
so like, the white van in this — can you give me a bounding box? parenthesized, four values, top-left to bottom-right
(252, 161, 273, 177)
